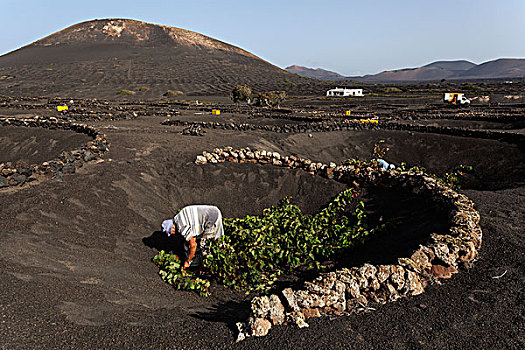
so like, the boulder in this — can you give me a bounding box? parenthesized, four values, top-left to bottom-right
(404, 270, 425, 295)
(301, 308, 321, 319)
(235, 322, 247, 343)
(268, 294, 285, 325)
(83, 150, 96, 162)
(287, 311, 309, 328)
(377, 265, 392, 283)
(195, 155, 207, 165)
(410, 249, 433, 271)
(346, 295, 368, 311)
(251, 296, 270, 318)
(390, 266, 406, 290)
(249, 317, 272, 337)
(8, 173, 26, 186)
(430, 264, 458, 279)
(282, 288, 299, 311)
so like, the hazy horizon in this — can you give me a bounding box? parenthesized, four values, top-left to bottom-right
(1, 0, 524, 76)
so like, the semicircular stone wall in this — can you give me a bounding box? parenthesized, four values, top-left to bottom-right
(0, 116, 109, 188)
(194, 146, 482, 341)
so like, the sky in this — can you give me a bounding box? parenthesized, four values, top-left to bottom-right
(0, 0, 524, 76)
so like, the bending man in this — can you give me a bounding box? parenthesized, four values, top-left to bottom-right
(161, 205, 224, 269)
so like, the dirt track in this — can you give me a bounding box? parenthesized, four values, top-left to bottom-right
(0, 101, 524, 349)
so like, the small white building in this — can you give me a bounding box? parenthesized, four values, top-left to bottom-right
(326, 87, 364, 97)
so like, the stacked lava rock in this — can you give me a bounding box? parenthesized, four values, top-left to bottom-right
(0, 117, 110, 188)
(195, 147, 482, 340)
(164, 118, 524, 146)
(162, 118, 377, 134)
(181, 124, 206, 136)
(195, 147, 335, 176)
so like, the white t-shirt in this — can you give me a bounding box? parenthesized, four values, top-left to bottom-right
(173, 205, 224, 242)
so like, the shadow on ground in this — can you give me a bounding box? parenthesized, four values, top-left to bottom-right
(142, 230, 186, 257)
(191, 300, 252, 334)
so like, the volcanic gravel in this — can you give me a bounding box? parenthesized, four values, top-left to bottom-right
(0, 100, 523, 349)
(0, 126, 91, 164)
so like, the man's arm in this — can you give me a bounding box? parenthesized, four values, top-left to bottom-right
(184, 236, 197, 269)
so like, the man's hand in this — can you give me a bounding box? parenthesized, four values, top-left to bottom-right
(183, 237, 197, 270)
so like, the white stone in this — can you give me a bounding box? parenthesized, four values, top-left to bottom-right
(195, 155, 207, 164)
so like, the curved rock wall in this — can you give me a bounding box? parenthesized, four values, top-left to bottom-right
(194, 147, 482, 340)
(0, 117, 109, 188)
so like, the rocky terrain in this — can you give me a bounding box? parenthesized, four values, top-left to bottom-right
(0, 89, 523, 349)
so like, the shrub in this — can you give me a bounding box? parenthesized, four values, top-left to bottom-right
(282, 78, 296, 87)
(163, 90, 184, 97)
(460, 83, 482, 92)
(139, 87, 150, 91)
(382, 87, 402, 93)
(116, 89, 136, 95)
(254, 91, 287, 108)
(231, 85, 253, 104)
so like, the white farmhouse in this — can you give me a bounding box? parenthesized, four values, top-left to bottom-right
(326, 88, 364, 97)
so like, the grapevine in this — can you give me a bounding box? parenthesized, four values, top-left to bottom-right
(153, 188, 385, 295)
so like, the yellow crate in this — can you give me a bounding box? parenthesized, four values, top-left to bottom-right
(360, 119, 378, 124)
(56, 105, 68, 112)
(212, 109, 220, 115)
(345, 110, 351, 116)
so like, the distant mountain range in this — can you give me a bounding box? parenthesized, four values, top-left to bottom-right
(286, 59, 525, 81)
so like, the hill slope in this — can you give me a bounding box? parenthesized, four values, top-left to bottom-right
(353, 59, 525, 82)
(423, 60, 477, 71)
(285, 65, 344, 80)
(459, 58, 525, 79)
(0, 19, 310, 98)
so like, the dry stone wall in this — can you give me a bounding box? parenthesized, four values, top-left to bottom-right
(0, 116, 109, 188)
(164, 118, 524, 144)
(194, 147, 482, 341)
(397, 108, 524, 122)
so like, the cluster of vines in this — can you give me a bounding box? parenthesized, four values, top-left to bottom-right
(397, 163, 473, 190)
(153, 188, 386, 295)
(153, 252, 211, 296)
(344, 140, 473, 190)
